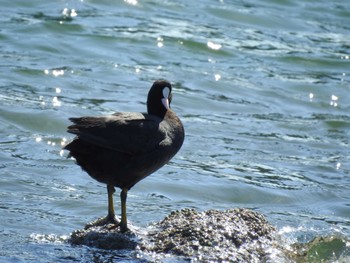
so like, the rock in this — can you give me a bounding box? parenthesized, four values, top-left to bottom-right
(139, 208, 287, 262)
(70, 217, 140, 250)
(69, 208, 290, 262)
(289, 236, 349, 262)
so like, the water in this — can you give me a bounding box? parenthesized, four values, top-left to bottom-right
(1, 0, 350, 262)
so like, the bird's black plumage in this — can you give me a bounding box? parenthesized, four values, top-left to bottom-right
(64, 79, 184, 232)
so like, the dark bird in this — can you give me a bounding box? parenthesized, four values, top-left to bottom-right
(64, 79, 185, 232)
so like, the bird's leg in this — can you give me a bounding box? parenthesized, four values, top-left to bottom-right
(105, 184, 118, 224)
(119, 187, 128, 233)
(87, 184, 119, 228)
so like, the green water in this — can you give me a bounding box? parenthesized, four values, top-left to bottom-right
(1, 0, 350, 262)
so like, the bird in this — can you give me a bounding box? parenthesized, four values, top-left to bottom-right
(64, 79, 185, 233)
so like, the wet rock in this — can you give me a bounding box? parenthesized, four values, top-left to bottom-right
(69, 208, 289, 262)
(289, 236, 350, 262)
(70, 217, 140, 250)
(139, 208, 287, 262)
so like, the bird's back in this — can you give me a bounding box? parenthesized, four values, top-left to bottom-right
(64, 110, 184, 189)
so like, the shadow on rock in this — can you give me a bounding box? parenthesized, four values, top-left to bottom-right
(70, 217, 140, 250)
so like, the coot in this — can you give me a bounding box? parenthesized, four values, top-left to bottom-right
(64, 79, 185, 232)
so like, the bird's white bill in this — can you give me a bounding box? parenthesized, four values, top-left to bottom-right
(162, 98, 170, 109)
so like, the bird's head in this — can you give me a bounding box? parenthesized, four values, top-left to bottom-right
(147, 79, 173, 117)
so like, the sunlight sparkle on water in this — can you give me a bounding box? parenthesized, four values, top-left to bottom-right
(62, 8, 77, 17)
(336, 162, 341, 170)
(124, 0, 137, 5)
(207, 41, 222, 50)
(39, 96, 45, 106)
(52, 96, 62, 107)
(30, 233, 69, 244)
(330, 94, 338, 107)
(61, 137, 67, 146)
(47, 141, 56, 147)
(309, 93, 314, 102)
(157, 37, 164, 48)
(52, 69, 64, 77)
(71, 9, 77, 17)
(44, 69, 65, 77)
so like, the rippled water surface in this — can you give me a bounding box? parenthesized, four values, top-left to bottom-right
(1, 0, 350, 262)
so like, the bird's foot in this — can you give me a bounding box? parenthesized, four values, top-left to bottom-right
(118, 222, 129, 233)
(101, 221, 129, 232)
(104, 214, 119, 225)
(84, 215, 119, 230)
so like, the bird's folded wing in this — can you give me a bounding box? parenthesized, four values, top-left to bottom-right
(66, 112, 166, 155)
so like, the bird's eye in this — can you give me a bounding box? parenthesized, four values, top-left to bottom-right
(162, 87, 170, 99)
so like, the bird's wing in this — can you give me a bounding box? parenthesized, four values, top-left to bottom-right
(66, 112, 166, 155)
